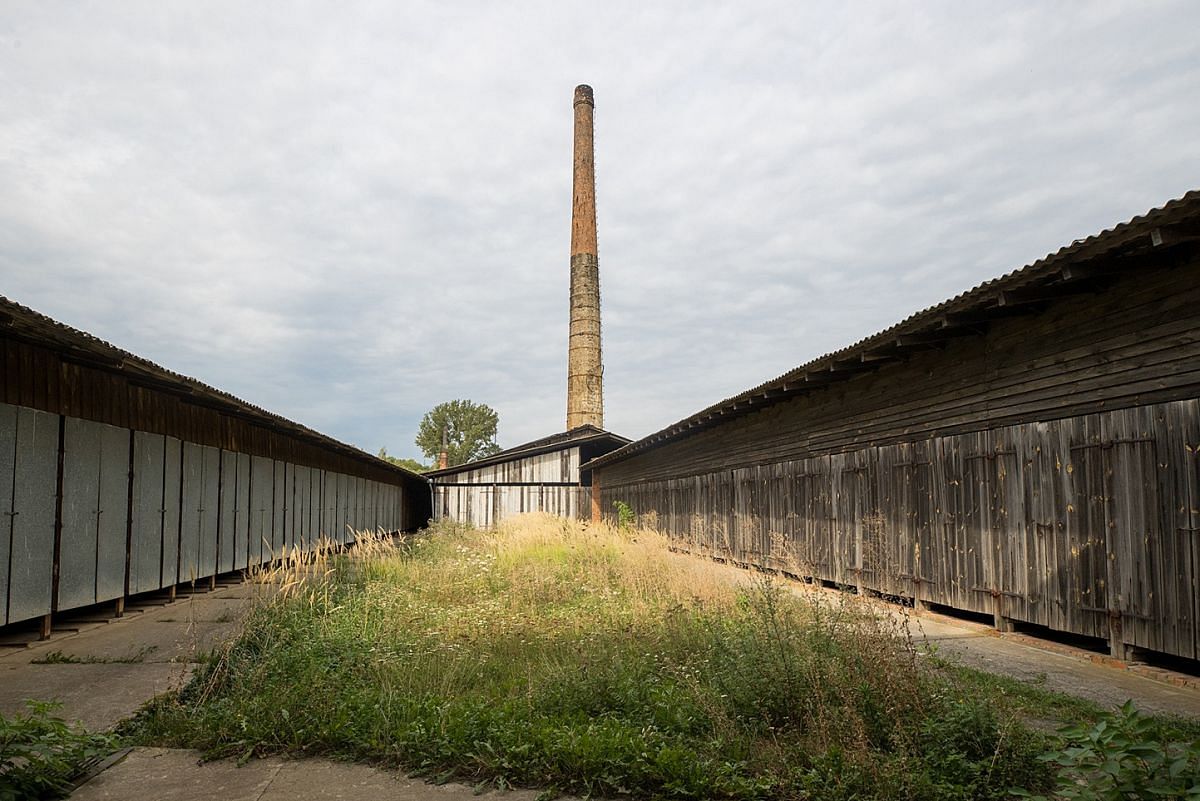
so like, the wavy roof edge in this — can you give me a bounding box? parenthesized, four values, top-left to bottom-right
(586, 189, 1200, 471)
(0, 294, 427, 483)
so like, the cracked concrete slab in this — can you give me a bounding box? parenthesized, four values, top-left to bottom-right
(21, 616, 241, 664)
(0, 663, 191, 730)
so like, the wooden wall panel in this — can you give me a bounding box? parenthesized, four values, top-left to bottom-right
(599, 398, 1200, 661)
(599, 263, 1200, 487)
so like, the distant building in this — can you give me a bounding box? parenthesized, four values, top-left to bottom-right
(427, 425, 628, 527)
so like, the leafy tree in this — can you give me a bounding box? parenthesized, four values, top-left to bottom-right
(376, 447, 430, 474)
(415, 400, 501, 468)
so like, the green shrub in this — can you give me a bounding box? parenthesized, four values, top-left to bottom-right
(0, 701, 116, 800)
(1013, 701, 1200, 801)
(612, 500, 636, 529)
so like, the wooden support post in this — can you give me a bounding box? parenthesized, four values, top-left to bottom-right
(39, 613, 52, 641)
(993, 594, 1014, 632)
(114, 597, 125, 618)
(1108, 613, 1132, 661)
(168, 584, 176, 602)
(591, 479, 601, 523)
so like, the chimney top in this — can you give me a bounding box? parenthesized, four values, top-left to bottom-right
(573, 85, 594, 107)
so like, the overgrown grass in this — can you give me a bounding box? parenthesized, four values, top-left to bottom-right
(126, 516, 1111, 799)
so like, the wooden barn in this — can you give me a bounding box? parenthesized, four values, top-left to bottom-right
(428, 425, 629, 528)
(587, 190, 1200, 664)
(0, 296, 430, 636)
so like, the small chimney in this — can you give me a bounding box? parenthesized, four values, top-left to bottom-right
(437, 426, 448, 470)
(567, 84, 603, 430)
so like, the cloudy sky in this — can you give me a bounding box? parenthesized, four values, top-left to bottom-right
(2, 2, 1198, 462)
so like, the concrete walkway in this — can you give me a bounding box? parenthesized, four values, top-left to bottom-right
(0, 581, 256, 730)
(905, 611, 1200, 718)
(70, 748, 554, 801)
(1, 558, 1198, 799)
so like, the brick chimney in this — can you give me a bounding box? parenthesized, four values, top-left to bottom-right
(567, 84, 603, 430)
(437, 426, 448, 470)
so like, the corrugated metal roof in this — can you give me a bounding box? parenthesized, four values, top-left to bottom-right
(586, 189, 1200, 470)
(425, 424, 631, 479)
(0, 294, 426, 481)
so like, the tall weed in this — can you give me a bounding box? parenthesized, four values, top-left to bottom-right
(128, 515, 1053, 799)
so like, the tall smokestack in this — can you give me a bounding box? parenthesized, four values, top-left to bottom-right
(567, 84, 603, 430)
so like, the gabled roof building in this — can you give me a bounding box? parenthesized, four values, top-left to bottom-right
(427, 424, 629, 528)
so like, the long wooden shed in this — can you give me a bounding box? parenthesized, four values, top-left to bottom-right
(0, 296, 430, 634)
(587, 190, 1200, 664)
(428, 425, 629, 528)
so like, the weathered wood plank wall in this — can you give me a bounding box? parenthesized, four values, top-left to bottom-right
(601, 400, 1200, 660)
(595, 255, 1200, 662)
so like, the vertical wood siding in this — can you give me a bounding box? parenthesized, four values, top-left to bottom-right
(600, 399, 1200, 661)
(431, 446, 591, 528)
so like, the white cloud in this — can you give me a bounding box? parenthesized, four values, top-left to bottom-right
(1, 1, 1198, 460)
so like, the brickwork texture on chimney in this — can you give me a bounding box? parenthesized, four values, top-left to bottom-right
(567, 84, 603, 430)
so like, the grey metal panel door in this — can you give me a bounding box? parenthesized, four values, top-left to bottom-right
(299, 465, 311, 549)
(302, 466, 315, 548)
(337, 473, 351, 543)
(271, 461, 286, 556)
(161, 437, 183, 587)
(381, 486, 392, 532)
(250, 456, 272, 566)
(289, 464, 302, 552)
(291, 465, 306, 550)
(0, 404, 17, 624)
(392, 485, 402, 531)
(356, 477, 367, 537)
(378, 483, 389, 528)
(321, 470, 335, 542)
(308, 468, 321, 547)
(197, 446, 220, 580)
(217, 451, 236, 574)
(130, 432, 165, 594)
(95, 423, 130, 604)
(348, 475, 361, 541)
(59, 417, 102, 611)
(8, 407, 59, 624)
(232, 452, 251, 570)
(366, 481, 378, 534)
(179, 443, 204, 584)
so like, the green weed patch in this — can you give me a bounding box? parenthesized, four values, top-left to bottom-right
(123, 517, 1171, 799)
